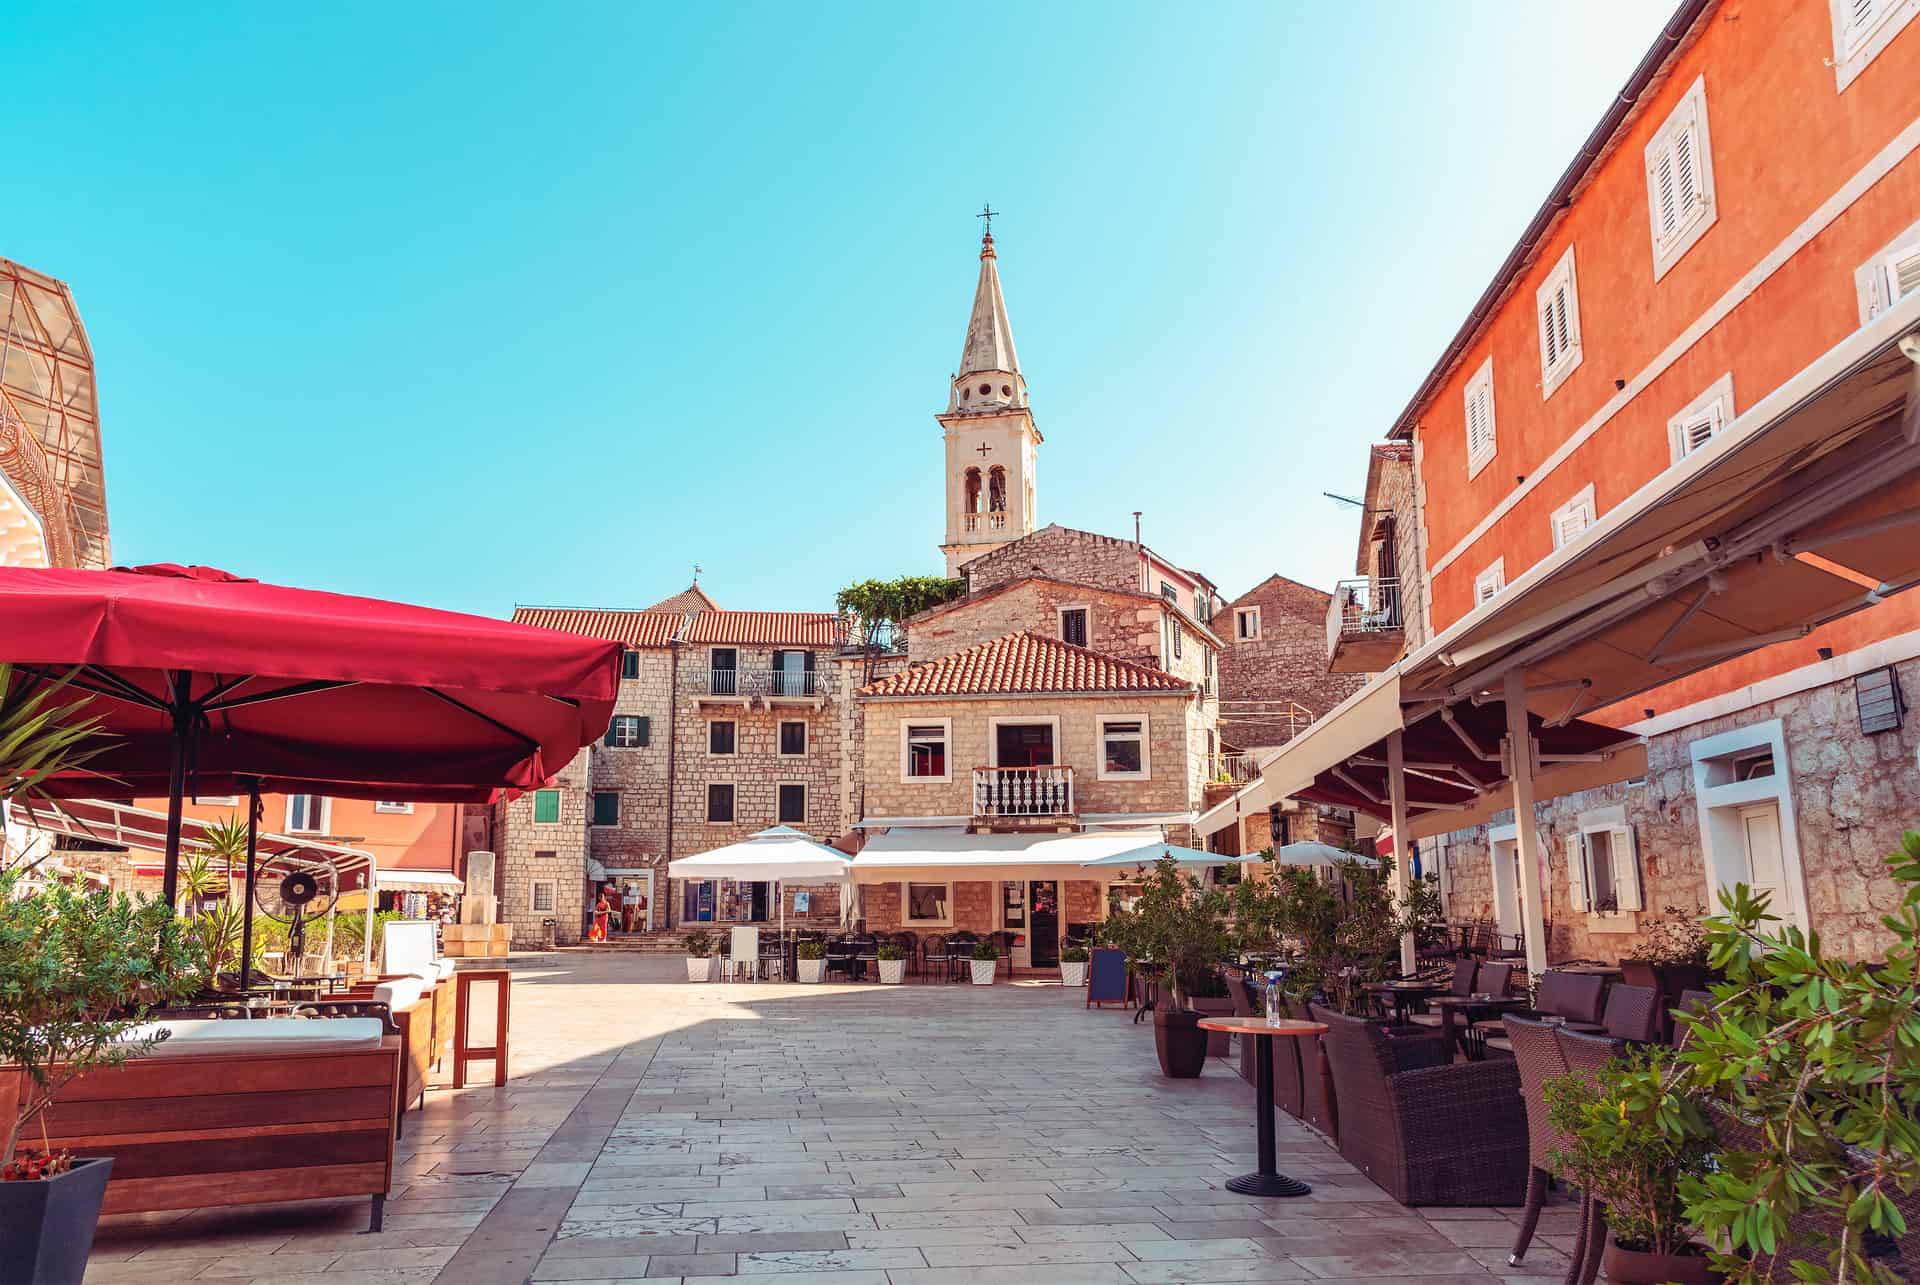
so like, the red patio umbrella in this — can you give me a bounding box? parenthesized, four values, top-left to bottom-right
(2, 563, 623, 910)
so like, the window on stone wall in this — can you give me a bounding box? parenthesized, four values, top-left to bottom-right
(605, 715, 649, 748)
(1060, 607, 1088, 647)
(591, 791, 619, 826)
(532, 789, 560, 824)
(708, 720, 736, 756)
(779, 720, 808, 756)
(1572, 806, 1644, 914)
(1236, 607, 1261, 641)
(904, 721, 950, 781)
(533, 849, 556, 861)
(904, 881, 950, 924)
(621, 650, 640, 680)
(706, 784, 735, 823)
(1099, 718, 1149, 780)
(778, 783, 806, 825)
(531, 880, 555, 913)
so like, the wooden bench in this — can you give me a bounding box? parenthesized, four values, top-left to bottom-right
(3, 1019, 401, 1232)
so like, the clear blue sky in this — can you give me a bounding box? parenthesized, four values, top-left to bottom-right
(8, 1, 1674, 618)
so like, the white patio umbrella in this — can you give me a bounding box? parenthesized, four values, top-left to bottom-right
(1080, 841, 1229, 868)
(667, 825, 853, 934)
(1275, 840, 1377, 867)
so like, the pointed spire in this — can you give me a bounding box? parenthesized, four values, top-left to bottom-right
(957, 225, 1021, 383)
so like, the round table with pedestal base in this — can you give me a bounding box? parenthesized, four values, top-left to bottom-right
(1197, 1016, 1329, 1197)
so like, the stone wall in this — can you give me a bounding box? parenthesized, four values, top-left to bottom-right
(1433, 657, 1920, 964)
(953, 880, 994, 932)
(859, 693, 1201, 822)
(909, 580, 1170, 671)
(1064, 878, 1101, 925)
(962, 524, 1143, 597)
(494, 748, 591, 948)
(1213, 575, 1364, 751)
(1364, 446, 1429, 654)
(587, 647, 675, 925)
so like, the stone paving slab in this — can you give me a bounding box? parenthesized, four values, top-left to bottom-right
(85, 955, 1573, 1284)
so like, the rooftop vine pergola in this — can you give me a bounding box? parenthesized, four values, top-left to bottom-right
(835, 575, 963, 679)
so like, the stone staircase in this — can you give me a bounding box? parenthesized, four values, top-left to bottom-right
(567, 930, 685, 955)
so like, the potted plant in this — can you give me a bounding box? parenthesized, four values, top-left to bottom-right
(1621, 906, 1713, 1009)
(1546, 1045, 1720, 1284)
(968, 939, 998, 984)
(1100, 854, 1233, 1077)
(1060, 945, 1090, 987)
(875, 943, 906, 984)
(795, 941, 827, 983)
(1673, 836, 1920, 1284)
(0, 872, 202, 1285)
(681, 929, 716, 982)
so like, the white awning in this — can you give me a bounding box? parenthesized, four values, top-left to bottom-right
(376, 869, 464, 892)
(853, 827, 1163, 871)
(667, 825, 853, 882)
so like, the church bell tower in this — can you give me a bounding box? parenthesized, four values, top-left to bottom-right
(938, 214, 1040, 578)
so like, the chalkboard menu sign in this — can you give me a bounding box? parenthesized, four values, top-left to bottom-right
(1086, 947, 1128, 1008)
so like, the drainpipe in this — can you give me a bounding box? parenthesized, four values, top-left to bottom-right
(664, 643, 679, 931)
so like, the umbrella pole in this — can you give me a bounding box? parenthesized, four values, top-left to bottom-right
(159, 673, 195, 910)
(239, 782, 260, 990)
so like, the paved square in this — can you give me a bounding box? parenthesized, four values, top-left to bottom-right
(86, 955, 1577, 1283)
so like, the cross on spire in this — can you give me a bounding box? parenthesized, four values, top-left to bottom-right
(977, 202, 998, 237)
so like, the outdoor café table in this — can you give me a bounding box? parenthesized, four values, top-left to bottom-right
(1366, 979, 1442, 1024)
(1430, 993, 1530, 1058)
(1197, 1017, 1328, 1196)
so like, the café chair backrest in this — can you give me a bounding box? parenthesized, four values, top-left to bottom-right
(1477, 961, 1514, 997)
(1450, 960, 1480, 998)
(1537, 969, 1607, 1023)
(1600, 983, 1661, 1043)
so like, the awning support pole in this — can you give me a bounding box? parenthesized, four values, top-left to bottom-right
(1386, 731, 1416, 977)
(1503, 671, 1549, 979)
(159, 671, 195, 910)
(239, 781, 260, 990)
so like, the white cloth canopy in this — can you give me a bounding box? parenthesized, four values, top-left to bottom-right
(854, 827, 1160, 870)
(1275, 841, 1377, 867)
(667, 825, 853, 881)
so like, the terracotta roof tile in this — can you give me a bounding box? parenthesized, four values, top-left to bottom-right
(511, 607, 683, 649)
(859, 631, 1191, 698)
(645, 584, 721, 613)
(682, 611, 842, 646)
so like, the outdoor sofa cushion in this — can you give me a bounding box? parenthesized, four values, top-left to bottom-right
(124, 1017, 386, 1058)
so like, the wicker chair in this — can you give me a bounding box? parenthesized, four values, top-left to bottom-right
(1569, 983, 1659, 1043)
(1555, 1027, 1626, 1285)
(1407, 959, 1478, 1030)
(1669, 987, 1714, 1047)
(1501, 1016, 1587, 1271)
(1286, 995, 1340, 1140)
(1311, 1004, 1529, 1206)
(1476, 968, 1609, 1050)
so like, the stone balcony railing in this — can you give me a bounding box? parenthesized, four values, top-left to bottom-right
(972, 765, 1075, 819)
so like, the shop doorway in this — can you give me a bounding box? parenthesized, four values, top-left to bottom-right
(607, 869, 653, 932)
(1028, 880, 1060, 967)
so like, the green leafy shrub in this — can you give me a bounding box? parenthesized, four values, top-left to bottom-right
(796, 941, 825, 960)
(1061, 946, 1090, 963)
(1673, 832, 1920, 1284)
(971, 940, 999, 960)
(1096, 855, 1231, 1010)
(876, 944, 904, 961)
(681, 929, 716, 957)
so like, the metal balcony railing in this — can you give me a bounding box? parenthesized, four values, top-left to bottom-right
(1327, 577, 1404, 650)
(1207, 753, 1262, 786)
(972, 765, 1075, 819)
(696, 668, 825, 697)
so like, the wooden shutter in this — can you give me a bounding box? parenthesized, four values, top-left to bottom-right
(604, 723, 618, 748)
(1673, 403, 1722, 459)
(1652, 107, 1704, 249)
(637, 715, 650, 746)
(1567, 833, 1590, 913)
(1841, 0, 1890, 53)
(1889, 244, 1920, 309)
(1612, 826, 1644, 911)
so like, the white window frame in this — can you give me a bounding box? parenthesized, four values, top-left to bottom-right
(1096, 714, 1151, 782)
(777, 719, 809, 758)
(194, 794, 241, 807)
(590, 791, 620, 827)
(706, 718, 737, 757)
(1668, 372, 1736, 464)
(1643, 75, 1717, 281)
(1855, 220, 1920, 323)
(1056, 604, 1091, 648)
(1235, 606, 1261, 641)
(1464, 356, 1497, 479)
(1474, 558, 1506, 605)
(902, 879, 953, 927)
(986, 715, 1063, 768)
(900, 717, 953, 784)
(1550, 483, 1597, 551)
(607, 714, 647, 749)
(1688, 719, 1809, 932)
(776, 781, 808, 826)
(1535, 246, 1584, 398)
(285, 794, 330, 834)
(704, 782, 736, 824)
(1829, 0, 1919, 91)
(530, 879, 556, 914)
(374, 801, 414, 814)
(1571, 803, 1644, 916)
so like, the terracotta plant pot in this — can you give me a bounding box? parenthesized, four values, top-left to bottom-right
(969, 958, 996, 985)
(685, 956, 713, 982)
(878, 958, 905, 984)
(1060, 961, 1088, 987)
(0, 1157, 114, 1285)
(1153, 1008, 1209, 1078)
(797, 958, 826, 983)
(1602, 1234, 1723, 1284)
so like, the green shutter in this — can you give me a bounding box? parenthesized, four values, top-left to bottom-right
(603, 723, 618, 748)
(533, 789, 560, 824)
(637, 715, 650, 746)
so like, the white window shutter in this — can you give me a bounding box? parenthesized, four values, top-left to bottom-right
(1889, 244, 1920, 306)
(1613, 825, 1645, 911)
(1567, 834, 1590, 913)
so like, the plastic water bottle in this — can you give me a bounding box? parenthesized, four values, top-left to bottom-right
(1263, 971, 1284, 1024)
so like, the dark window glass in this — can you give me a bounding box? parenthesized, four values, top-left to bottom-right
(780, 721, 807, 755)
(1060, 609, 1087, 647)
(591, 792, 619, 825)
(709, 721, 736, 755)
(706, 784, 734, 823)
(778, 784, 806, 824)
(621, 651, 640, 679)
